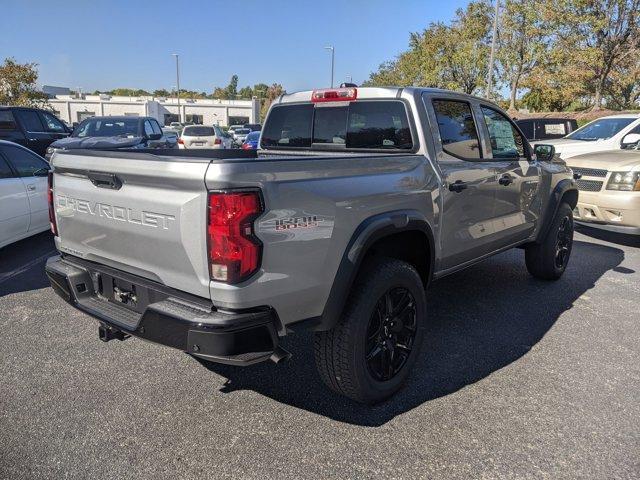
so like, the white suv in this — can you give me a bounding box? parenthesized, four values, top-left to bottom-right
(178, 125, 231, 149)
(543, 114, 640, 159)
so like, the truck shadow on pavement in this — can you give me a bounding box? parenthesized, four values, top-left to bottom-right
(200, 240, 625, 426)
(575, 224, 640, 248)
(0, 233, 55, 297)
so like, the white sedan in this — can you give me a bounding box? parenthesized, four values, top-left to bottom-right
(0, 140, 50, 248)
(178, 125, 232, 149)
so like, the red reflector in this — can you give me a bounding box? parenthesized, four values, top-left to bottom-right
(207, 191, 263, 284)
(311, 87, 357, 103)
(214, 138, 222, 145)
(177, 138, 184, 144)
(241, 143, 251, 150)
(48, 171, 58, 236)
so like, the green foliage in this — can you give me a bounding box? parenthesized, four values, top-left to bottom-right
(0, 57, 49, 108)
(365, 0, 640, 112)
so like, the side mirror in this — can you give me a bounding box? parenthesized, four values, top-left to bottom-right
(621, 133, 640, 148)
(534, 144, 556, 162)
(148, 133, 162, 141)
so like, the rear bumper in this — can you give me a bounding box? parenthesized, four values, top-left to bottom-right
(45, 255, 280, 365)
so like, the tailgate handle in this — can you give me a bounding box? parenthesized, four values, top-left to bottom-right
(87, 172, 122, 190)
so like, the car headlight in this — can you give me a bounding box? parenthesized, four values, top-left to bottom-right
(606, 171, 640, 191)
(46, 146, 55, 155)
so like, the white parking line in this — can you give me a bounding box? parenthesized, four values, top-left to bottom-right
(0, 251, 56, 286)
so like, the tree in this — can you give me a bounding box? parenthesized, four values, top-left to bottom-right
(363, 2, 491, 95)
(551, 0, 640, 109)
(238, 86, 253, 99)
(497, 0, 548, 110)
(260, 83, 285, 120)
(0, 57, 49, 108)
(604, 54, 640, 109)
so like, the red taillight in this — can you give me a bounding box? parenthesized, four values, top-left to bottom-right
(311, 87, 357, 103)
(241, 143, 251, 150)
(214, 138, 222, 145)
(48, 171, 58, 236)
(207, 191, 263, 284)
(177, 138, 184, 144)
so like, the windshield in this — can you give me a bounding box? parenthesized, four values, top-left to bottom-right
(566, 118, 635, 141)
(182, 126, 215, 136)
(261, 100, 414, 151)
(73, 118, 139, 138)
(236, 128, 251, 135)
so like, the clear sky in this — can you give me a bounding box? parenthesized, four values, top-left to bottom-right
(2, 0, 470, 94)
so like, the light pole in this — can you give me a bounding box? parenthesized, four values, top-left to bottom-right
(485, 0, 500, 99)
(172, 53, 182, 122)
(324, 46, 335, 88)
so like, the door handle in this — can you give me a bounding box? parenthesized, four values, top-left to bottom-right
(498, 175, 514, 186)
(27, 184, 36, 191)
(449, 180, 468, 193)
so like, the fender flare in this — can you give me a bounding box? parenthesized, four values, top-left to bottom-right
(293, 210, 435, 332)
(537, 178, 578, 242)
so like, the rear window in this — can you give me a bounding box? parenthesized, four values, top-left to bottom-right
(183, 126, 215, 136)
(261, 100, 414, 151)
(0, 110, 17, 130)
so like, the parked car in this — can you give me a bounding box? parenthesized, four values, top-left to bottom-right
(515, 118, 578, 141)
(244, 123, 262, 132)
(227, 124, 244, 135)
(45, 86, 576, 404)
(231, 127, 251, 146)
(567, 146, 640, 235)
(162, 128, 179, 144)
(0, 140, 50, 248)
(241, 131, 260, 150)
(178, 125, 232, 149)
(46, 116, 177, 159)
(0, 106, 73, 157)
(541, 114, 640, 159)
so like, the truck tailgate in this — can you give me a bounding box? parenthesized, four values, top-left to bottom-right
(51, 151, 212, 299)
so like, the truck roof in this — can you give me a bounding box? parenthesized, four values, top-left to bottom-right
(276, 86, 498, 107)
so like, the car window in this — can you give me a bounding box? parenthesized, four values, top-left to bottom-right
(144, 121, 154, 136)
(432, 100, 481, 159)
(41, 112, 67, 133)
(151, 120, 162, 135)
(481, 106, 525, 158)
(0, 156, 14, 179)
(0, 111, 18, 131)
(0, 144, 48, 177)
(183, 126, 216, 136)
(73, 118, 139, 137)
(14, 110, 45, 132)
(261, 101, 413, 150)
(566, 117, 635, 141)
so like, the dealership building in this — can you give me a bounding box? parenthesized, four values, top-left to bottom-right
(47, 94, 261, 126)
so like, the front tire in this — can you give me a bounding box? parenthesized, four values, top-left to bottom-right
(314, 258, 426, 404)
(525, 202, 574, 280)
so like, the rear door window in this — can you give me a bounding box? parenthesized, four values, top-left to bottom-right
(0, 111, 18, 130)
(14, 110, 45, 132)
(261, 100, 413, 150)
(0, 145, 49, 177)
(432, 100, 481, 159)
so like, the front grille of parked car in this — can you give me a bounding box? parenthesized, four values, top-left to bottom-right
(576, 179, 604, 192)
(571, 166, 608, 178)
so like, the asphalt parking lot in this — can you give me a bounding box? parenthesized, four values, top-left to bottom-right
(1, 228, 638, 479)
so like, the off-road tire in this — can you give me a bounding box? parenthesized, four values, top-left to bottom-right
(313, 258, 426, 404)
(525, 202, 574, 280)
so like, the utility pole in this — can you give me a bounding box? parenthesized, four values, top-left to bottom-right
(172, 53, 182, 122)
(485, 0, 500, 99)
(324, 46, 335, 88)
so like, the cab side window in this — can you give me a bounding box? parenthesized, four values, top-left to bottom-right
(14, 110, 45, 133)
(0, 156, 14, 179)
(481, 106, 525, 158)
(41, 112, 67, 133)
(151, 120, 162, 135)
(0, 145, 49, 177)
(144, 121, 155, 137)
(432, 100, 482, 160)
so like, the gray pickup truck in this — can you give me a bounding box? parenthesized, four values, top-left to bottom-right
(45, 87, 578, 403)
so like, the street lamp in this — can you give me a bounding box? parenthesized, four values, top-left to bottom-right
(171, 53, 182, 122)
(324, 46, 335, 88)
